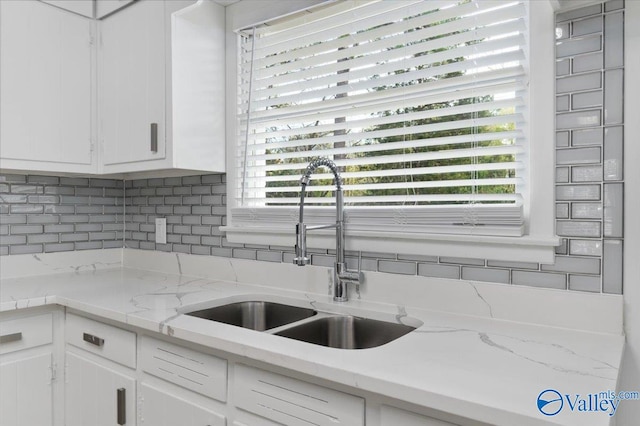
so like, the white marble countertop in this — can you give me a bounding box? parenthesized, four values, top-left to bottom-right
(0, 249, 625, 426)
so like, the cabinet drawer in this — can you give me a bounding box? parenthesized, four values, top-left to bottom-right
(234, 364, 364, 426)
(66, 313, 136, 368)
(140, 336, 227, 402)
(0, 313, 52, 355)
(139, 382, 226, 426)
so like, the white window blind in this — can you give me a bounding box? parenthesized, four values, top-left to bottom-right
(234, 0, 528, 237)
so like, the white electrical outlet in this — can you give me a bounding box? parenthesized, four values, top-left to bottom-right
(155, 218, 167, 244)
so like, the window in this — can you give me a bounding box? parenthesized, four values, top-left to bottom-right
(224, 0, 558, 262)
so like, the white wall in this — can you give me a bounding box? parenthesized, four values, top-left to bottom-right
(618, 0, 640, 423)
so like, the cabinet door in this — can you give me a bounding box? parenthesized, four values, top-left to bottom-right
(0, 0, 94, 173)
(139, 383, 225, 426)
(99, 0, 166, 170)
(96, 0, 135, 19)
(0, 352, 53, 426)
(65, 352, 136, 426)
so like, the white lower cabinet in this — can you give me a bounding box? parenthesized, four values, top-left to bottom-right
(0, 353, 54, 426)
(0, 311, 57, 426)
(139, 383, 225, 426)
(64, 313, 137, 425)
(65, 351, 136, 426)
(233, 364, 365, 426)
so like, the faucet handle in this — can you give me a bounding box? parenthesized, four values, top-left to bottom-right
(293, 250, 310, 266)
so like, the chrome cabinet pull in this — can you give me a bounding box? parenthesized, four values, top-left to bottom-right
(82, 332, 104, 347)
(0, 332, 22, 344)
(150, 123, 158, 153)
(117, 388, 126, 425)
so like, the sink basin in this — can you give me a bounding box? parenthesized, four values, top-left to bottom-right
(275, 315, 415, 349)
(185, 301, 317, 331)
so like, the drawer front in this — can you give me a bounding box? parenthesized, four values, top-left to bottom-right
(139, 383, 226, 426)
(140, 336, 227, 402)
(66, 313, 136, 368)
(0, 313, 53, 355)
(234, 364, 364, 426)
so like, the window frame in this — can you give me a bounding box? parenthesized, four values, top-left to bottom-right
(223, 0, 559, 263)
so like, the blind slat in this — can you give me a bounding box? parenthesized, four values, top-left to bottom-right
(245, 178, 521, 194)
(241, 162, 522, 183)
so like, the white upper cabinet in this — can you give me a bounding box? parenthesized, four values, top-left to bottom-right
(0, 0, 96, 174)
(98, 0, 226, 176)
(98, 0, 166, 169)
(96, 0, 135, 19)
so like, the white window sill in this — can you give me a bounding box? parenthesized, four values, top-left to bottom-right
(221, 226, 560, 263)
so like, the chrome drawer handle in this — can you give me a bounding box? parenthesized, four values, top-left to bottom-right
(0, 332, 22, 344)
(83, 332, 104, 347)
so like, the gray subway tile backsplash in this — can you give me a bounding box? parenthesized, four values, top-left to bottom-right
(556, 72, 602, 93)
(557, 110, 601, 130)
(603, 182, 624, 237)
(418, 263, 460, 280)
(557, 4, 601, 22)
(557, 220, 602, 238)
(571, 165, 603, 182)
(603, 239, 623, 294)
(604, 11, 624, 68)
(571, 128, 602, 146)
(604, 126, 624, 181)
(572, 52, 603, 74)
(0, 1, 625, 295)
(568, 274, 601, 292)
(556, 35, 602, 58)
(572, 16, 603, 37)
(512, 270, 567, 290)
(556, 184, 601, 201)
(571, 202, 603, 219)
(541, 256, 601, 275)
(605, 0, 624, 12)
(1, 177, 123, 253)
(604, 69, 624, 124)
(556, 146, 601, 165)
(461, 267, 510, 284)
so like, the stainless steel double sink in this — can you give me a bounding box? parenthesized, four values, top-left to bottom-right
(184, 300, 417, 350)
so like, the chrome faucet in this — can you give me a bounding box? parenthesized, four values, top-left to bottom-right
(294, 158, 362, 302)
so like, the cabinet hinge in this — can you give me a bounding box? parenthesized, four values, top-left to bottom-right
(89, 35, 95, 46)
(90, 141, 95, 153)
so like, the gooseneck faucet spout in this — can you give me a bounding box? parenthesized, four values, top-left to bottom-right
(294, 158, 362, 302)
